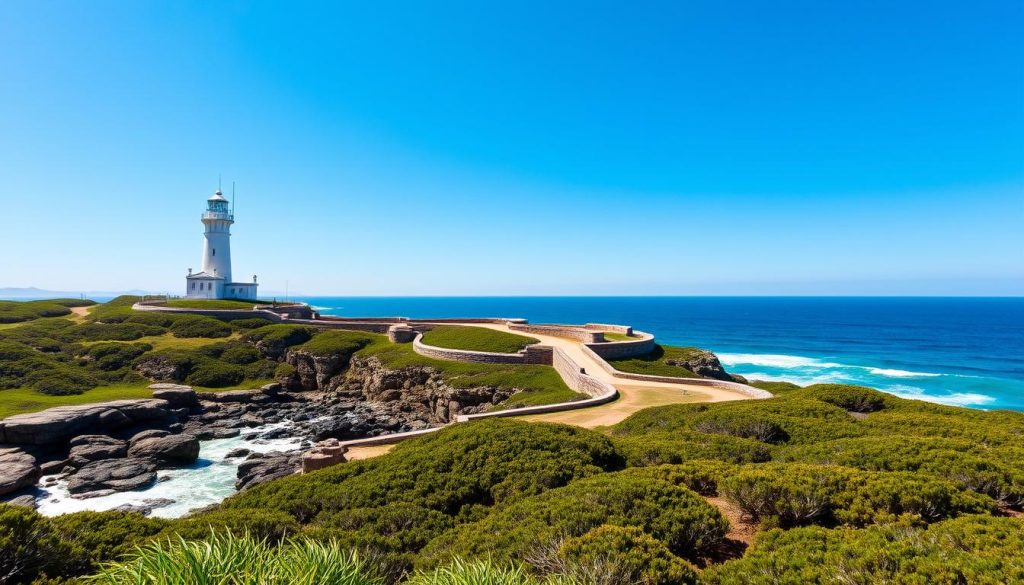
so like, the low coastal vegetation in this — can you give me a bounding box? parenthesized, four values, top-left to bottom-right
(165, 299, 272, 310)
(420, 325, 539, 354)
(2, 298, 1022, 583)
(0, 298, 94, 324)
(0, 298, 576, 417)
(3, 382, 1023, 583)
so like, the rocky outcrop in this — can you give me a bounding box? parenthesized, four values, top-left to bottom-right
(235, 452, 300, 491)
(67, 435, 127, 468)
(0, 448, 41, 496)
(0, 399, 171, 445)
(150, 384, 199, 408)
(66, 458, 157, 495)
(666, 350, 735, 381)
(342, 356, 516, 423)
(134, 355, 187, 382)
(286, 349, 351, 390)
(128, 434, 200, 467)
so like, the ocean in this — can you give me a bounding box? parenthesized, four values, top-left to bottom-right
(295, 296, 1024, 411)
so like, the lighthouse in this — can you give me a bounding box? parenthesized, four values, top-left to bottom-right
(185, 188, 259, 300)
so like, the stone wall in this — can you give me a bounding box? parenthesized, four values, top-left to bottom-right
(580, 344, 773, 399)
(584, 323, 633, 335)
(412, 333, 552, 365)
(583, 331, 656, 359)
(508, 323, 605, 343)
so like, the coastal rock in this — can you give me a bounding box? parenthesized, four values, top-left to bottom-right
(2, 494, 38, 509)
(150, 384, 200, 408)
(0, 399, 171, 445)
(128, 434, 200, 467)
(286, 349, 351, 391)
(68, 435, 127, 468)
(666, 350, 734, 381)
(0, 448, 41, 496)
(130, 429, 170, 442)
(40, 459, 69, 476)
(134, 355, 187, 382)
(112, 498, 175, 516)
(225, 448, 250, 458)
(66, 458, 157, 494)
(235, 452, 299, 491)
(301, 439, 347, 473)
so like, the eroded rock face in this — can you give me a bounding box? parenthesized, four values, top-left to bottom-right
(150, 384, 199, 408)
(286, 349, 351, 391)
(134, 355, 186, 382)
(0, 399, 171, 445)
(68, 435, 128, 468)
(666, 350, 734, 381)
(0, 448, 41, 496)
(127, 434, 200, 467)
(236, 452, 300, 491)
(66, 458, 157, 495)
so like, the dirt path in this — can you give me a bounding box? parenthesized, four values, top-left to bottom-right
(521, 383, 709, 428)
(69, 306, 91, 321)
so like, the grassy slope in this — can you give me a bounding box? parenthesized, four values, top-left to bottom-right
(601, 332, 635, 342)
(355, 332, 581, 407)
(420, 325, 539, 354)
(79, 332, 242, 351)
(605, 344, 704, 378)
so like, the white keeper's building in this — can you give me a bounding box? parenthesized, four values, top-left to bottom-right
(185, 189, 259, 300)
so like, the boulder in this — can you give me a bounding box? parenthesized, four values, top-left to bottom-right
(225, 448, 250, 458)
(130, 429, 170, 443)
(134, 354, 186, 382)
(301, 439, 347, 473)
(67, 436, 127, 468)
(0, 399, 170, 445)
(128, 434, 200, 467)
(2, 494, 38, 509)
(39, 459, 69, 476)
(0, 448, 41, 496)
(235, 452, 299, 491)
(149, 384, 199, 408)
(66, 458, 157, 494)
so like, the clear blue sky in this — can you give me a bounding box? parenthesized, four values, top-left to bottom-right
(1, 1, 1021, 295)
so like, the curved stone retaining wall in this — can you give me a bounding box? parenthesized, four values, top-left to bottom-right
(584, 331, 656, 359)
(579, 344, 773, 399)
(508, 323, 605, 343)
(412, 333, 552, 365)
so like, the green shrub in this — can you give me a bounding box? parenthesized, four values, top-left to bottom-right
(49, 510, 169, 575)
(613, 431, 770, 467)
(557, 525, 697, 585)
(798, 383, 891, 413)
(0, 504, 73, 583)
(159, 509, 300, 542)
(420, 468, 726, 566)
(747, 380, 803, 395)
(26, 365, 101, 395)
(0, 299, 73, 323)
(692, 411, 790, 444)
(223, 420, 623, 524)
(220, 343, 263, 365)
(169, 314, 233, 338)
(187, 360, 245, 387)
(702, 515, 1024, 585)
(73, 322, 166, 341)
(719, 463, 994, 528)
(604, 345, 710, 378)
(243, 325, 314, 358)
(631, 461, 738, 496)
(84, 342, 152, 370)
(297, 330, 376, 357)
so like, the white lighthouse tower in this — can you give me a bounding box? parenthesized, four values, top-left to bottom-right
(185, 187, 258, 300)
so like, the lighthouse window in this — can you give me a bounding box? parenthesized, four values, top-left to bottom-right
(212, 249, 216, 257)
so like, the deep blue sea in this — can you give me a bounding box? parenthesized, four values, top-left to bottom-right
(294, 297, 1024, 411)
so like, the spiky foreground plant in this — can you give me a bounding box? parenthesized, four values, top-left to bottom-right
(89, 531, 380, 585)
(406, 558, 581, 585)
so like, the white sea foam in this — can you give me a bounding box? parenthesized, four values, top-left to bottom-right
(883, 385, 996, 408)
(716, 353, 840, 369)
(865, 367, 942, 378)
(720, 353, 945, 380)
(35, 421, 305, 518)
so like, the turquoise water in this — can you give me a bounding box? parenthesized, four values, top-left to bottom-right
(297, 297, 1024, 411)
